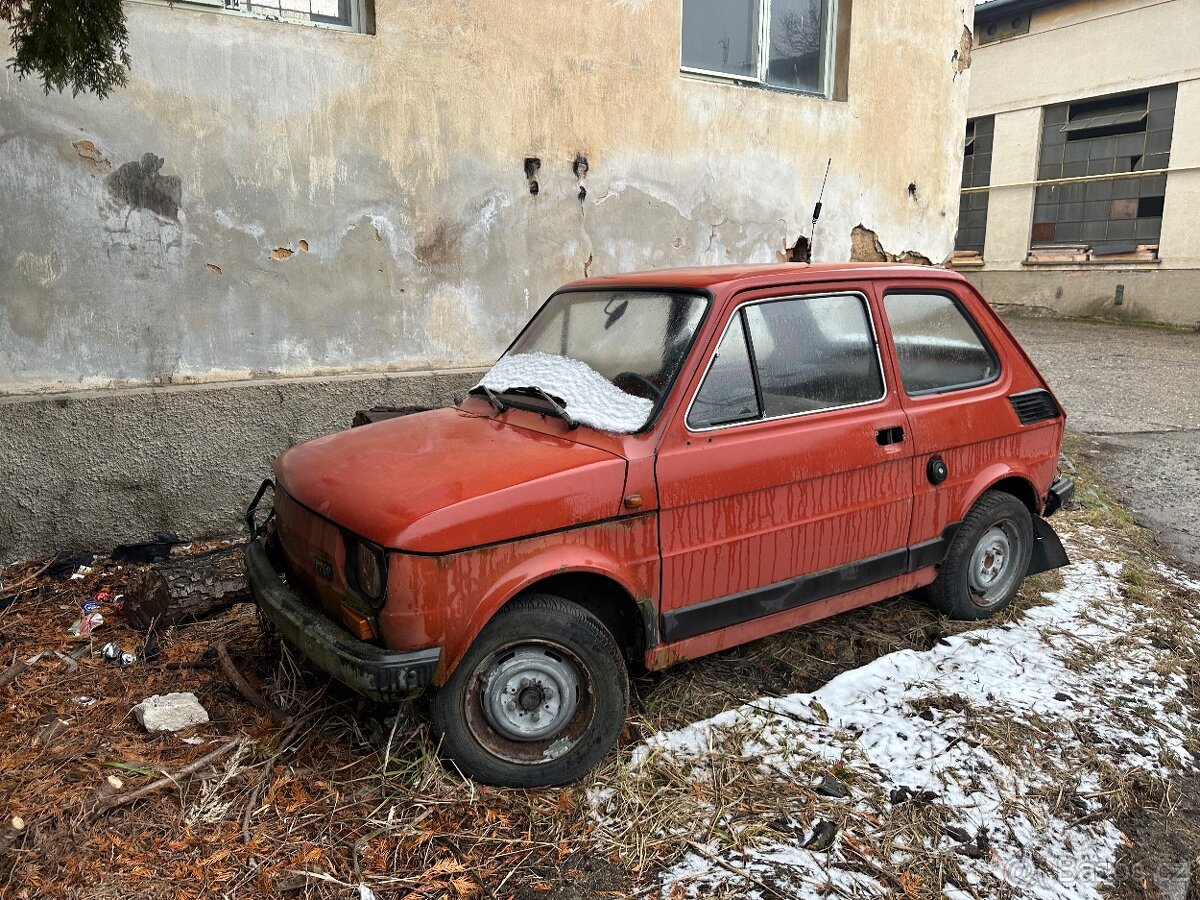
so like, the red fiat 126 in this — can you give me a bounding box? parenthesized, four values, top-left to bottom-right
(245, 263, 1073, 786)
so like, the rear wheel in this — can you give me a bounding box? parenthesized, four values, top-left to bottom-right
(923, 491, 1033, 621)
(430, 594, 629, 787)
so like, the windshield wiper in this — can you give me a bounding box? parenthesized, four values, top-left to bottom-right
(469, 384, 508, 414)
(514, 386, 579, 429)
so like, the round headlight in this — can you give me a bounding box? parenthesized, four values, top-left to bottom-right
(355, 544, 385, 601)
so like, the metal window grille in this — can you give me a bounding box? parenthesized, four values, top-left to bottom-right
(1032, 85, 1176, 250)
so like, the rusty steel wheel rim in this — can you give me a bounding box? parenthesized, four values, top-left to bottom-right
(465, 640, 596, 766)
(968, 518, 1023, 608)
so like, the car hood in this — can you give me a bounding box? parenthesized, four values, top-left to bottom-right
(273, 408, 628, 553)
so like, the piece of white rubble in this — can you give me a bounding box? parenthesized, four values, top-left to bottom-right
(132, 692, 210, 733)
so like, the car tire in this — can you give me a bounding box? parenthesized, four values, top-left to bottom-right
(923, 491, 1034, 621)
(430, 593, 629, 787)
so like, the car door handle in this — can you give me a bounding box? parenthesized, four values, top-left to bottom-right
(875, 425, 905, 446)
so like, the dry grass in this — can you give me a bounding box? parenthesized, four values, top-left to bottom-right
(2, 445, 1198, 898)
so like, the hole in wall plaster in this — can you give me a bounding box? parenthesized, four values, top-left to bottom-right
(205, 263, 222, 276)
(908, 182, 918, 199)
(298, 240, 309, 252)
(272, 247, 294, 260)
(784, 235, 810, 263)
(573, 154, 589, 179)
(955, 26, 973, 74)
(524, 157, 541, 196)
(73, 139, 110, 172)
(849, 225, 932, 266)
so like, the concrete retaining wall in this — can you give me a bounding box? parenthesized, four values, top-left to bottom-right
(966, 268, 1200, 326)
(0, 368, 482, 565)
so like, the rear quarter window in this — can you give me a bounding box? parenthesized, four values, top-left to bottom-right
(883, 291, 1000, 395)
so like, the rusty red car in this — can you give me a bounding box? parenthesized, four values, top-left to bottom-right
(245, 263, 1073, 786)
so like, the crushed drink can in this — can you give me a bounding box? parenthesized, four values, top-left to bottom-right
(118, 651, 137, 667)
(101, 642, 122, 662)
(81, 600, 101, 613)
(68, 613, 103, 637)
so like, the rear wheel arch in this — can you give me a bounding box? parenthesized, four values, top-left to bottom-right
(982, 474, 1041, 517)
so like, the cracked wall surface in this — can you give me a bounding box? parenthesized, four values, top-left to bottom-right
(0, 0, 973, 396)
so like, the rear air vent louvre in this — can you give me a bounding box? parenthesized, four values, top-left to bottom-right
(1009, 389, 1061, 425)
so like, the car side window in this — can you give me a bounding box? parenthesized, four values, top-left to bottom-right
(687, 313, 760, 428)
(744, 295, 884, 418)
(883, 292, 999, 395)
(687, 293, 885, 430)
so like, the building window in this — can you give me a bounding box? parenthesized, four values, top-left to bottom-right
(955, 116, 994, 257)
(681, 0, 835, 96)
(1032, 85, 1176, 254)
(169, 0, 370, 32)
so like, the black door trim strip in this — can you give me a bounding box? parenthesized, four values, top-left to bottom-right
(661, 522, 961, 643)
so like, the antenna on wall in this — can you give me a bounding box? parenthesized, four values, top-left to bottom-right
(805, 158, 832, 264)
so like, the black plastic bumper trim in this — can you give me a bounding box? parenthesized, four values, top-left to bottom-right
(661, 522, 963, 644)
(245, 537, 441, 701)
(1043, 475, 1074, 517)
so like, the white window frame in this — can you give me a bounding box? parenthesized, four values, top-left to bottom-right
(134, 0, 370, 34)
(680, 0, 838, 99)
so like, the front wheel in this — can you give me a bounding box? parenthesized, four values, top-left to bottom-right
(430, 594, 629, 787)
(923, 491, 1034, 621)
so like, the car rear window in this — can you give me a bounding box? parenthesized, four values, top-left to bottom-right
(883, 292, 999, 395)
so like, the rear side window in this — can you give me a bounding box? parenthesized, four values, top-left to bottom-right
(687, 293, 885, 429)
(883, 292, 999, 395)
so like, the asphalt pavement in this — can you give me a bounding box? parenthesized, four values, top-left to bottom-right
(1004, 315, 1200, 571)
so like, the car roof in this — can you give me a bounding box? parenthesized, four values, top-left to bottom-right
(558, 262, 963, 294)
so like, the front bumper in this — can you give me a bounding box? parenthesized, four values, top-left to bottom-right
(245, 536, 440, 702)
(1044, 475, 1075, 517)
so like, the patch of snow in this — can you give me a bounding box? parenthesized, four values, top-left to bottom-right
(479, 351, 653, 433)
(595, 532, 1198, 898)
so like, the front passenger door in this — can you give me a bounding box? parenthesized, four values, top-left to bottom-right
(654, 288, 915, 643)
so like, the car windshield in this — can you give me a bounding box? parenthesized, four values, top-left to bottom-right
(478, 290, 708, 433)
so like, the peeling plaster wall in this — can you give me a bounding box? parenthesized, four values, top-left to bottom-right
(1, 0, 973, 396)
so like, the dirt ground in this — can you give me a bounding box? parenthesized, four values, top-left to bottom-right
(1005, 315, 1200, 572)
(2, 442, 1198, 899)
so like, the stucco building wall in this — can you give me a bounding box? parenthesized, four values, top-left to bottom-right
(0, 0, 973, 561)
(963, 0, 1200, 324)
